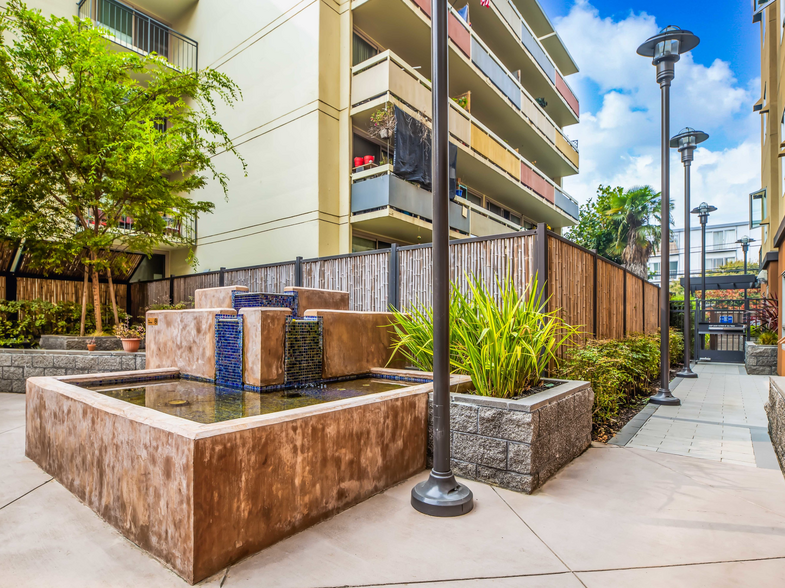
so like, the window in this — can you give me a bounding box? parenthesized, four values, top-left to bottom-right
(352, 234, 392, 252)
(353, 32, 378, 66)
(712, 228, 735, 248)
(669, 261, 678, 279)
(750, 188, 767, 229)
(651, 262, 661, 276)
(98, 0, 133, 45)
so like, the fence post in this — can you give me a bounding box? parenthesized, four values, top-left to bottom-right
(294, 256, 303, 287)
(219, 267, 226, 287)
(388, 244, 399, 310)
(592, 251, 598, 338)
(623, 271, 627, 337)
(535, 223, 549, 307)
(642, 281, 646, 334)
(169, 274, 175, 305)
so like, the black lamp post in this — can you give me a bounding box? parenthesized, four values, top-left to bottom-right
(691, 202, 717, 362)
(670, 127, 708, 379)
(736, 236, 756, 340)
(411, 0, 473, 517)
(637, 26, 699, 406)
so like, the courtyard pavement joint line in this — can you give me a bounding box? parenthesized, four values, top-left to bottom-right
(0, 478, 52, 511)
(608, 377, 684, 446)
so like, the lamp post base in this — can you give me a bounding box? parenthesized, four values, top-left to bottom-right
(676, 367, 698, 379)
(411, 469, 474, 517)
(649, 388, 681, 406)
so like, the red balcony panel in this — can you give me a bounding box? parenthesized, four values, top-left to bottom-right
(520, 161, 554, 203)
(410, 0, 470, 58)
(556, 71, 579, 117)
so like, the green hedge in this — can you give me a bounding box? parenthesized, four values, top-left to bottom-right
(0, 299, 127, 347)
(559, 329, 684, 426)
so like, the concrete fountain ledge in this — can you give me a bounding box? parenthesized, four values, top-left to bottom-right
(24, 367, 462, 584)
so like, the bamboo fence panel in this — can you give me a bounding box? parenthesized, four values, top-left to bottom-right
(129, 282, 148, 319)
(596, 260, 625, 340)
(224, 264, 296, 293)
(302, 253, 388, 311)
(644, 282, 660, 334)
(625, 274, 645, 335)
(17, 277, 127, 310)
(146, 280, 171, 307)
(546, 236, 594, 353)
(172, 273, 220, 305)
(398, 234, 536, 310)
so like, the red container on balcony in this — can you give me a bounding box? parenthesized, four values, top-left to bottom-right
(354, 157, 364, 168)
(364, 155, 375, 165)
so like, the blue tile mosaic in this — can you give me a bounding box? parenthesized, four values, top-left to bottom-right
(232, 290, 299, 316)
(284, 316, 323, 385)
(215, 313, 244, 389)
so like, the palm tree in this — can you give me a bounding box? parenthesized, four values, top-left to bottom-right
(602, 186, 664, 280)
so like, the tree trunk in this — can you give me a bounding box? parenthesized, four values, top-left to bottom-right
(107, 266, 120, 327)
(90, 254, 103, 335)
(79, 267, 88, 337)
(625, 261, 648, 280)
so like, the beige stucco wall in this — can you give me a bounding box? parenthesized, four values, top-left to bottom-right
(303, 309, 404, 378)
(239, 307, 290, 388)
(284, 286, 349, 312)
(194, 285, 248, 310)
(146, 309, 235, 379)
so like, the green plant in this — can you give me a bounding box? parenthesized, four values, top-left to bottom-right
(368, 103, 396, 138)
(0, 299, 127, 347)
(560, 329, 683, 427)
(759, 330, 778, 345)
(451, 95, 469, 110)
(115, 319, 146, 339)
(750, 324, 763, 339)
(389, 275, 579, 398)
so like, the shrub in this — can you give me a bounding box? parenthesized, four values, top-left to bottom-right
(0, 299, 127, 347)
(389, 275, 579, 398)
(560, 329, 683, 427)
(759, 330, 778, 345)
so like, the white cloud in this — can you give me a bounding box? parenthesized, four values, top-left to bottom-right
(557, 1, 760, 227)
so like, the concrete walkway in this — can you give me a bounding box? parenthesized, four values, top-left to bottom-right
(620, 363, 779, 469)
(3, 385, 785, 587)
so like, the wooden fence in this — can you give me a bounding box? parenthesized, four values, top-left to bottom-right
(1, 226, 660, 345)
(121, 226, 660, 344)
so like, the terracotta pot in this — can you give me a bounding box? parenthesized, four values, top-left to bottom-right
(120, 338, 141, 353)
(86, 344, 97, 352)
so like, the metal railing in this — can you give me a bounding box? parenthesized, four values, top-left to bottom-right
(77, 0, 198, 71)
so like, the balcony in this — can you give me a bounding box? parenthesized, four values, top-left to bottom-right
(78, 0, 198, 71)
(454, 0, 579, 124)
(352, 0, 578, 179)
(351, 166, 469, 243)
(87, 211, 196, 249)
(351, 51, 579, 227)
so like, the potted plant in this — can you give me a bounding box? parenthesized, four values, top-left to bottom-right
(115, 319, 145, 353)
(368, 104, 396, 140)
(86, 336, 97, 352)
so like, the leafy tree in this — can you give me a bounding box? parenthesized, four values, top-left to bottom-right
(0, 1, 245, 334)
(602, 186, 664, 280)
(564, 185, 623, 264)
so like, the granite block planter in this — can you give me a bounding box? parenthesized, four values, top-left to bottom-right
(40, 335, 146, 352)
(428, 379, 593, 494)
(746, 341, 777, 375)
(766, 377, 785, 474)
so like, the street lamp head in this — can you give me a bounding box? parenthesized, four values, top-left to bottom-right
(637, 25, 700, 64)
(669, 127, 709, 150)
(690, 201, 717, 224)
(736, 236, 756, 245)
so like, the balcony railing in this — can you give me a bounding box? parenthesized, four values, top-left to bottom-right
(86, 211, 196, 245)
(351, 51, 579, 220)
(77, 0, 198, 71)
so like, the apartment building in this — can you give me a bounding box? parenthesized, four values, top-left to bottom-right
(31, 0, 580, 274)
(647, 222, 761, 281)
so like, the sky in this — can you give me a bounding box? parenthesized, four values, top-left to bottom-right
(537, 0, 761, 228)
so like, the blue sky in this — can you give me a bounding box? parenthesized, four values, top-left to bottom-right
(535, 0, 762, 227)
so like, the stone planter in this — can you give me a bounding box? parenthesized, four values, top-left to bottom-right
(428, 379, 593, 494)
(746, 341, 777, 375)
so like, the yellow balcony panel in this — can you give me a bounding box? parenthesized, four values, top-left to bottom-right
(556, 133, 580, 168)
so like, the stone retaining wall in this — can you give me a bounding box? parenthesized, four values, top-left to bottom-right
(39, 335, 146, 352)
(428, 380, 593, 494)
(746, 341, 777, 375)
(766, 377, 785, 474)
(0, 349, 145, 393)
